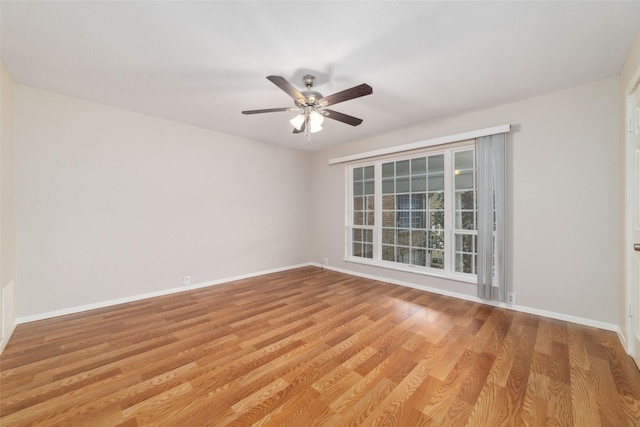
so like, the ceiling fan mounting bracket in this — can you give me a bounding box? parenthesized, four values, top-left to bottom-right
(302, 74, 316, 88)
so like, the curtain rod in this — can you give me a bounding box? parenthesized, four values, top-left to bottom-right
(328, 124, 511, 165)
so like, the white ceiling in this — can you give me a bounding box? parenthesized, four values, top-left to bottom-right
(2, 1, 640, 152)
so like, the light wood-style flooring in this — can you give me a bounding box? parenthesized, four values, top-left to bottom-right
(1, 266, 639, 426)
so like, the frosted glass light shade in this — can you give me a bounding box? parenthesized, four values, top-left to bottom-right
(309, 111, 324, 133)
(290, 114, 305, 130)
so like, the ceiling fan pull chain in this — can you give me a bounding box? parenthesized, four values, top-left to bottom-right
(305, 115, 310, 141)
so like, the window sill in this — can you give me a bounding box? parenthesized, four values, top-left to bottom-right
(343, 257, 478, 285)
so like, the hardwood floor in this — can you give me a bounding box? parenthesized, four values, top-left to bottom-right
(1, 266, 639, 426)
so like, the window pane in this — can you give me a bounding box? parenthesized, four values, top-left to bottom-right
(382, 228, 395, 244)
(428, 175, 444, 191)
(382, 245, 394, 261)
(411, 194, 426, 209)
(353, 167, 363, 181)
(428, 155, 444, 173)
(354, 181, 363, 195)
(455, 234, 476, 252)
(412, 249, 427, 266)
(382, 211, 395, 227)
(382, 195, 394, 210)
(455, 150, 474, 170)
(364, 244, 373, 259)
(428, 231, 444, 249)
(364, 165, 374, 180)
(353, 242, 362, 257)
(411, 176, 426, 192)
(353, 228, 362, 241)
(353, 196, 364, 210)
(397, 247, 410, 264)
(364, 229, 373, 242)
(455, 170, 473, 190)
(429, 192, 444, 209)
(366, 195, 375, 210)
(364, 180, 375, 195)
(429, 250, 444, 269)
(411, 211, 426, 229)
(382, 179, 394, 194)
(411, 230, 426, 247)
(354, 211, 364, 225)
(382, 162, 394, 178)
(411, 157, 426, 174)
(397, 229, 410, 246)
(396, 194, 410, 209)
(396, 177, 410, 193)
(429, 211, 445, 229)
(456, 253, 475, 274)
(396, 211, 410, 229)
(468, 234, 477, 253)
(396, 160, 410, 176)
(456, 191, 474, 210)
(456, 211, 475, 230)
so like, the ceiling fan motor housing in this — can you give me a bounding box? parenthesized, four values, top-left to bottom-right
(298, 90, 323, 107)
(296, 75, 322, 106)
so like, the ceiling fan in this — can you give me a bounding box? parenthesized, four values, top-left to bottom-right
(242, 75, 373, 142)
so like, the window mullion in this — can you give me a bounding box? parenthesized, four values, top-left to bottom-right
(443, 150, 453, 274)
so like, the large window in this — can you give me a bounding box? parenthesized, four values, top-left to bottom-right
(347, 141, 477, 282)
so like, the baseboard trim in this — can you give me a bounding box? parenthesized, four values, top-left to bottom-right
(314, 263, 622, 335)
(15, 262, 626, 350)
(16, 263, 313, 325)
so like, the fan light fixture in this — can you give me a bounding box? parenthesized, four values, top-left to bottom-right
(290, 108, 324, 136)
(242, 74, 373, 143)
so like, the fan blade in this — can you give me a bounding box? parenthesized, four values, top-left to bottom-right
(242, 107, 296, 115)
(320, 84, 372, 107)
(322, 109, 364, 126)
(267, 75, 306, 105)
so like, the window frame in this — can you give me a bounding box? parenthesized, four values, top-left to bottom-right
(345, 140, 477, 284)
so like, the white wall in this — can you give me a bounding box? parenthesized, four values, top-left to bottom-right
(8, 75, 625, 332)
(311, 77, 621, 326)
(1, 62, 17, 352)
(14, 85, 311, 318)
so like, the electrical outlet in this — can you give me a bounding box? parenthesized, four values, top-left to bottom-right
(322, 258, 329, 266)
(183, 276, 191, 286)
(507, 292, 516, 305)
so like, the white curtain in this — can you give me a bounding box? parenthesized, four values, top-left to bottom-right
(476, 134, 506, 301)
